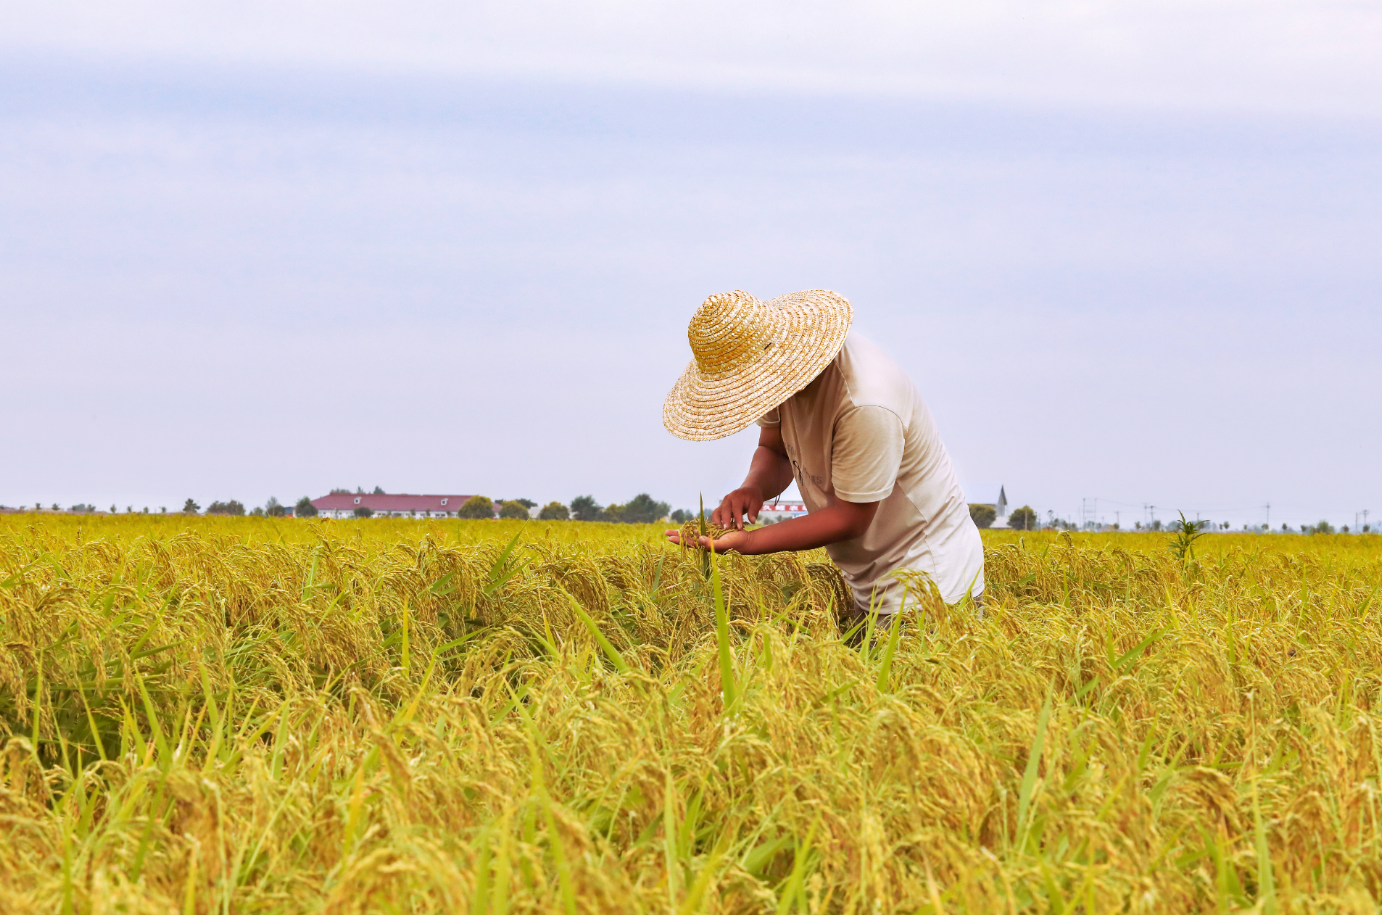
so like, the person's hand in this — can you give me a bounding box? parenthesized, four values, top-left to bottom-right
(664, 527, 756, 554)
(705, 528, 754, 553)
(712, 487, 765, 530)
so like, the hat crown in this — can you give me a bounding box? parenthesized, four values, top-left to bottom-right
(688, 290, 775, 375)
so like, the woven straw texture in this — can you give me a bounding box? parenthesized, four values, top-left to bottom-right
(662, 289, 853, 441)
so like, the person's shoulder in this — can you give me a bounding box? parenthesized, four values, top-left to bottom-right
(836, 331, 916, 412)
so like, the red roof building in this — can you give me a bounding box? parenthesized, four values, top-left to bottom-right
(310, 493, 489, 519)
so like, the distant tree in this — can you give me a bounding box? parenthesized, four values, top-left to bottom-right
(511, 498, 536, 510)
(1008, 505, 1038, 531)
(608, 493, 667, 524)
(330, 488, 351, 495)
(1342, 525, 1350, 534)
(250, 507, 265, 517)
(353, 506, 375, 518)
(457, 495, 495, 520)
(295, 497, 318, 518)
(183, 499, 200, 513)
(265, 496, 287, 517)
(570, 495, 603, 522)
(538, 501, 570, 520)
(108, 504, 115, 513)
(968, 504, 997, 529)
(207, 500, 246, 516)
(670, 509, 692, 524)
(1310, 520, 1335, 535)
(499, 500, 531, 520)
(372, 486, 385, 494)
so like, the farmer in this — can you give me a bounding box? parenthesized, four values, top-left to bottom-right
(663, 289, 985, 622)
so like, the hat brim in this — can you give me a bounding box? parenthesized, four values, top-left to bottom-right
(662, 289, 853, 441)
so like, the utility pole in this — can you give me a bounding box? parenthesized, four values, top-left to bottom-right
(1265, 503, 1270, 530)
(1114, 510, 1120, 530)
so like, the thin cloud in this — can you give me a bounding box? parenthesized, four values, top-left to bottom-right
(6, 1, 1382, 113)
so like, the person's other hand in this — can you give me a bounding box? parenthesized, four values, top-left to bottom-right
(663, 527, 755, 554)
(712, 487, 764, 530)
(703, 528, 754, 553)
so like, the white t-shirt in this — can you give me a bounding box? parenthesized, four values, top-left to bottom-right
(759, 331, 985, 611)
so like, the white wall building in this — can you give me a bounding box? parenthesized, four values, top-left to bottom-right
(759, 499, 808, 523)
(961, 483, 1009, 526)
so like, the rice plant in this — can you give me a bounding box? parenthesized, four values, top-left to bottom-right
(1, 514, 1381, 912)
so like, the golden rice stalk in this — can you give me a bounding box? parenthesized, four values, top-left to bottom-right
(1, 514, 1381, 914)
(676, 520, 733, 551)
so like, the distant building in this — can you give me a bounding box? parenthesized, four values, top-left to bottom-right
(310, 493, 485, 519)
(759, 499, 808, 523)
(962, 483, 1008, 526)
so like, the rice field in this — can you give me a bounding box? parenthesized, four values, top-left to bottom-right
(3, 515, 1382, 913)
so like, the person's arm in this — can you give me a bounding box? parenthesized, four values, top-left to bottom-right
(665, 404, 900, 555)
(663, 418, 880, 552)
(692, 498, 879, 555)
(714, 425, 795, 530)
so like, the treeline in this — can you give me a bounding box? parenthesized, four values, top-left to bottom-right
(28, 491, 683, 524)
(187, 493, 678, 523)
(178, 497, 301, 517)
(312, 493, 677, 523)
(11, 500, 299, 516)
(532, 493, 672, 524)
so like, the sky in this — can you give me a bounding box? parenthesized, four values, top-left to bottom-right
(3, 1, 1381, 530)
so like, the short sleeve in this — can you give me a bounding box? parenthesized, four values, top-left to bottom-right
(831, 406, 903, 502)
(756, 408, 781, 427)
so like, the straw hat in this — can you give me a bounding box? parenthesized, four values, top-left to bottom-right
(663, 289, 853, 441)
